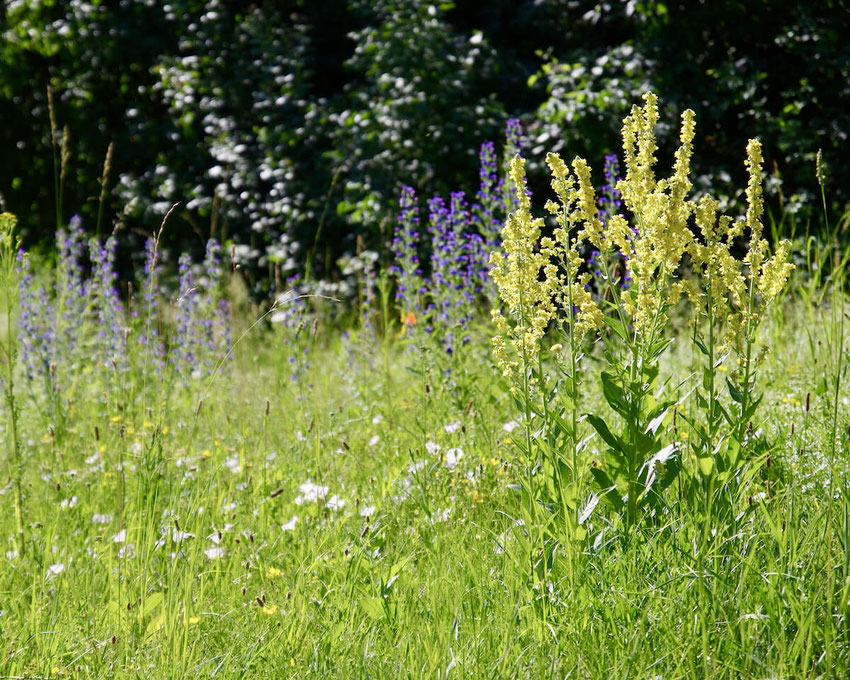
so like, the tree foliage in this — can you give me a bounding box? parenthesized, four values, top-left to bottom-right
(0, 0, 846, 283)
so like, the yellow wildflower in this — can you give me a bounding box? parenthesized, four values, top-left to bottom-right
(616, 94, 697, 334)
(489, 156, 558, 390)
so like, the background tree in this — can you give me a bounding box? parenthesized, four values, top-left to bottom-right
(0, 0, 847, 286)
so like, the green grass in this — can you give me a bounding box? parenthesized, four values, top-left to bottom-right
(0, 280, 848, 679)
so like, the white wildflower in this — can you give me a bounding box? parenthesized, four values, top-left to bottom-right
(294, 480, 328, 505)
(172, 530, 195, 543)
(326, 494, 346, 510)
(444, 448, 464, 470)
(502, 420, 520, 434)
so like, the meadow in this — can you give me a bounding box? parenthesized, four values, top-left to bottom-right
(1, 94, 849, 679)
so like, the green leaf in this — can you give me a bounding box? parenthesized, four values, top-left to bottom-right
(697, 451, 714, 477)
(144, 613, 164, 639)
(142, 592, 163, 617)
(600, 372, 627, 414)
(726, 377, 744, 404)
(602, 316, 630, 341)
(645, 408, 668, 436)
(359, 597, 385, 621)
(726, 437, 742, 470)
(589, 467, 624, 511)
(643, 362, 660, 387)
(586, 414, 623, 452)
(742, 394, 763, 422)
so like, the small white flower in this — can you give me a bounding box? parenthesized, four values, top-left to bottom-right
(371, 415, 383, 425)
(60, 496, 78, 510)
(294, 481, 328, 505)
(443, 422, 461, 434)
(225, 455, 242, 474)
(494, 519, 525, 555)
(281, 516, 298, 531)
(92, 513, 113, 524)
(444, 448, 464, 470)
(112, 529, 127, 544)
(5, 550, 18, 560)
(368, 435, 380, 447)
(502, 420, 520, 434)
(359, 505, 375, 517)
(204, 547, 226, 560)
(432, 508, 451, 523)
(326, 494, 346, 510)
(47, 563, 65, 578)
(172, 530, 195, 544)
(407, 461, 426, 474)
(425, 441, 440, 456)
(118, 544, 135, 559)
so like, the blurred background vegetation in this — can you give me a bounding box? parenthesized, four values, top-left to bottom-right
(1, 0, 848, 289)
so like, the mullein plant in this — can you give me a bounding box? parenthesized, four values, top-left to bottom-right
(683, 145, 793, 526)
(490, 93, 794, 538)
(490, 153, 604, 572)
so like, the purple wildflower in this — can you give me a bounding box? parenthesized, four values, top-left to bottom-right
(170, 240, 231, 381)
(17, 251, 56, 385)
(474, 140, 503, 246)
(138, 237, 165, 379)
(88, 235, 127, 372)
(392, 185, 425, 325)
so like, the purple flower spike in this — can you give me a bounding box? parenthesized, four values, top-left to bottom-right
(392, 185, 425, 322)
